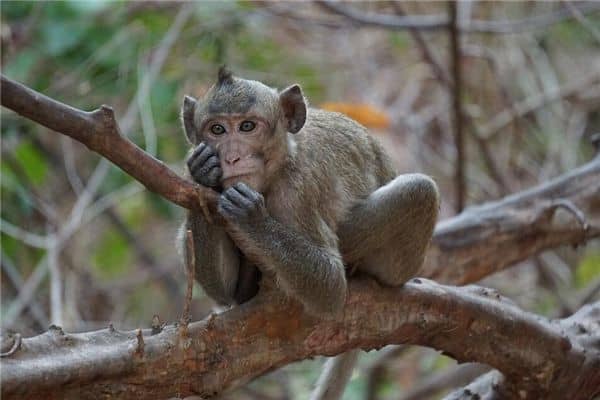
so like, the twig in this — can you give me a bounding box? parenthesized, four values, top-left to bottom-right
(0, 334, 22, 358)
(316, 0, 448, 31)
(0, 219, 48, 249)
(317, 1, 600, 33)
(396, 5, 510, 195)
(2, 257, 48, 327)
(181, 229, 195, 328)
(364, 345, 407, 400)
(479, 73, 600, 140)
(47, 234, 63, 326)
(563, 0, 600, 44)
(449, 1, 466, 212)
(1, 254, 48, 328)
(397, 363, 491, 400)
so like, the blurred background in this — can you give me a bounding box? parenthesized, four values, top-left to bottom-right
(1, 1, 599, 399)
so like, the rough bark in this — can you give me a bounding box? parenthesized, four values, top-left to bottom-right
(2, 280, 599, 400)
(443, 302, 600, 400)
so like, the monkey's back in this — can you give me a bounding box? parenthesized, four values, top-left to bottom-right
(268, 108, 396, 242)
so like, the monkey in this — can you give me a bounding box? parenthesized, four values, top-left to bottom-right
(179, 68, 439, 399)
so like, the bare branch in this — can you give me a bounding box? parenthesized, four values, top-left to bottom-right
(0, 75, 218, 215)
(316, 1, 600, 34)
(478, 73, 600, 140)
(397, 363, 491, 400)
(449, 1, 466, 212)
(316, 1, 448, 31)
(425, 156, 600, 284)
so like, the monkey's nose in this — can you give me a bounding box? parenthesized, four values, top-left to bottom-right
(225, 155, 241, 165)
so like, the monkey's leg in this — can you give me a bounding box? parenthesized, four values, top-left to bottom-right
(183, 211, 241, 305)
(339, 173, 439, 285)
(234, 259, 261, 304)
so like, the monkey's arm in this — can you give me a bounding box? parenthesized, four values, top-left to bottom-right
(219, 183, 347, 318)
(181, 211, 240, 306)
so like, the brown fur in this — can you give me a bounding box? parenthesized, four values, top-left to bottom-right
(179, 70, 439, 400)
(180, 71, 438, 317)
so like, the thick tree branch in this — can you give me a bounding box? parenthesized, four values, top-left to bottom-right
(2, 280, 599, 400)
(0, 75, 218, 216)
(425, 155, 600, 284)
(444, 301, 600, 399)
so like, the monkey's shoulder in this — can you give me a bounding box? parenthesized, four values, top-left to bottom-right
(294, 108, 396, 184)
(266, 108, 395, 233)
(302, 108, 371, 144)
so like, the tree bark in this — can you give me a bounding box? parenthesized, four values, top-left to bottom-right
(2, 280, 599, 400)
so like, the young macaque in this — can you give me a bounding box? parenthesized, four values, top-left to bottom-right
(179, 68, 439, 399)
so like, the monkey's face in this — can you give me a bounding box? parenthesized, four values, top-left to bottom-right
(182, 68, 307, 193)
(200, 114, 272, 192)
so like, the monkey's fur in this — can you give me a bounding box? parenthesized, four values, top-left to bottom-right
(179, 68, 439, 398)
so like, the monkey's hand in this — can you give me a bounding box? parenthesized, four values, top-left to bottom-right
(218, 183, 269, 234)
(187, 142, 222, 188)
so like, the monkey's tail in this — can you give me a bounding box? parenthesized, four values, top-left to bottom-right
(309, 349, 361, 400)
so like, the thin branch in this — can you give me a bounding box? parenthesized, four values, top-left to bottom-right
(364, 345, 407, 400)
(1, 257, 48, 327)
(397, 363, 491, 400)
(0, 75, 217, 216)
(181, 229, 195, 327)
(0, 254, 48, 329)
(316, 1, 600, 33)
(449, 1, 466, 212)
(479, 73, 600, 140)
(564, 0, 600, 44)
(316, 1, 448, 31)
(0, 219, 48, 249)
(395, 4, 511, 196)
(46, 234, 63, 326)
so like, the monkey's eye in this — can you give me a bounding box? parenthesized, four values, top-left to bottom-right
(210, 124, 226, 135)
(239, 121, 256, 132)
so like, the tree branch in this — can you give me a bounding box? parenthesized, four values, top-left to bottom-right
(0, 75, 218, 216)
(443, 301, 600, 399)
(2, 279, 599, 399)
(425, 155, 600, 284)
(316, 1, 600, 34)
(449, 1, 466, 213)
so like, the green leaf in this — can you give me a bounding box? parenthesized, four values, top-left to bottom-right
(14, 142, 48, 185)
(91, 230, 132, 280)
(39, 19, 88, 56)
(3, 49, 39, 82)
(576, 251, 600, 289)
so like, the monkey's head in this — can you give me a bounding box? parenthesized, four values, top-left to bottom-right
(182, 67, 307, 192)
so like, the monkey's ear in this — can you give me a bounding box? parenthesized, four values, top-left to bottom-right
(182, 95, 198, 144)
(279, 84, 307, 134)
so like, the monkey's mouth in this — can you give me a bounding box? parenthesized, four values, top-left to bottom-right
(221, 173, 257, 187)
(222, 172, 254, 181)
